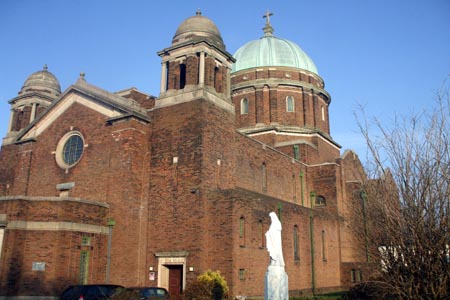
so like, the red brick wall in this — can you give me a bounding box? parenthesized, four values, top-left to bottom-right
(1, 101, 153, 291)
(0, 198, 109, 296)
(231, 67, 330, 135)
(202, 188, 343, 296)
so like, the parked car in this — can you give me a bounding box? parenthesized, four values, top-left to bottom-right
(60, 284, 124, 300)
(111, 287, 170, 300)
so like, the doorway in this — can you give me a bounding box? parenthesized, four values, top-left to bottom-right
(155, 252, 187, 300)
(168, 265, 183, 300)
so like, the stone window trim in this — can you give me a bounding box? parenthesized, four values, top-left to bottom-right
(55, 131, 86, 170)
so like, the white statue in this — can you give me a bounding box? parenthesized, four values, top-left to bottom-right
(265, 212, 285, 267)
(265, 212, 288, 300)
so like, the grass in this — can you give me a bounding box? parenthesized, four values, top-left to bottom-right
(291, 290, 349, 300)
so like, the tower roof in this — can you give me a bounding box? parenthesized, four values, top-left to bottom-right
(232, 14, 318, 74)
(21, 65, 61, 96)
(172, 10, 225, 50)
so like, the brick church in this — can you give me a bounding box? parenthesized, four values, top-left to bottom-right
(0, 11, 368, 299)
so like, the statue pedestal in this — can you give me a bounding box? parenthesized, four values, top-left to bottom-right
(264, 265, 288, 300)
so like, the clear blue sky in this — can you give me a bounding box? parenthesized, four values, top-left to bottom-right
(0, 0, 449, 158)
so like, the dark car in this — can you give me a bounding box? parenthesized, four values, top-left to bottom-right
(111, 287, 169, 300)
(60, 284, 124, 300)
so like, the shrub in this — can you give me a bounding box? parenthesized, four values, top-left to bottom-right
(182, 270, 229, 300)
(348, 281, 395, 300)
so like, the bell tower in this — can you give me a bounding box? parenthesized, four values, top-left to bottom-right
(148, 12, 238, 289)
(3, 65, 61, 145)
(156, 10, 235, 110)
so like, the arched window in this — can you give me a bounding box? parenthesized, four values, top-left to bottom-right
(293, 225, 300, 260)
(321, 106, 325, 121)
(316, 195, 326, 206)
(286, 96, 294, 112)
(240, 98, 249, 114)
(239, 216, 245, 247)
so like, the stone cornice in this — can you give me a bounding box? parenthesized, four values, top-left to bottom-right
(155, 251, 189, 257)
(0, 195, 109, 208)
(239, 125, 341, 149)
(155, 87, 235, 114)
(9, 93, 56, 106)
(6, 221, 109, 234)
(158, 39, 235, 63)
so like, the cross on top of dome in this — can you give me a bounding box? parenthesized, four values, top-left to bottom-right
(263, 10, 274, 36)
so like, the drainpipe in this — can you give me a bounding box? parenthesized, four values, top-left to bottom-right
(309, 192, 316, 294)
(106, 218, 116, 283)
(309, 212, 315, 293)
(300, 171, 305, 206)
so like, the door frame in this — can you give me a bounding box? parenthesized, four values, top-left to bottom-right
(156, 252, 188, 291)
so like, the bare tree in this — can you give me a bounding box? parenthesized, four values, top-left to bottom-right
(351, 83, 450, 300)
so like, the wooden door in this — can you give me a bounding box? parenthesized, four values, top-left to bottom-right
(168, 265, 183, 300)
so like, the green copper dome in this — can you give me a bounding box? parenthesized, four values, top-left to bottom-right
(232, 19, 318, 74)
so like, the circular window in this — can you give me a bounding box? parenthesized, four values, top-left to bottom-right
(56, 132, 85, 169)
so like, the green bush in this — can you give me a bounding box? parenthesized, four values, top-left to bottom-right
(182, 270, 229, 300)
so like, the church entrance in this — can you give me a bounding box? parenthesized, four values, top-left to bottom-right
(155, 252, 188, 300)
(168, 265, 183, 300)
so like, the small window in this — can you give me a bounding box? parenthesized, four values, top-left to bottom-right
(293, 225, 300, 261)
(240, 98, 249, 114)
(239, 216, 245, 247)
(258, 220, 264, 248)
(292, 174, 296, 201)
(321, 230, 327, 261)
(81, 236, 91, 246)
(262, 162, 267, 191)
(321, 106, 325, 121)
(286, 96, 294, 112)
(351, 269, 362, 283)
(239, 269, 245, 280)
(316, 195, 326, 206)
(293, 145, 300, 160)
